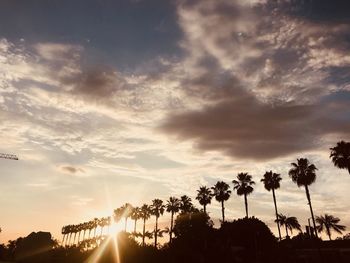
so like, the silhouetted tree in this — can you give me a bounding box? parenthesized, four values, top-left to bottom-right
(140, 204, 151, 246)
(232, 173, 255, 218)
(316, 214, 346, 240)
(179, 195, 194, 214)
(115, 203, 133, 231)
(151, 199, 165, 248)
(276, 213, 301, 238)
(330, 141, 350, 175)
(211, 181, 231, 222)
(261, 171, 282, 240)
(289, 158, 318, 238)
(166, 196, 181, 243)
(196, 186, 212, 214)
(130, 207, 141, 233)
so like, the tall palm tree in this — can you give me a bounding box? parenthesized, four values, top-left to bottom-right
(123, 203, 133, 231)
(316, 214, 346, 240)
(330, 141, 350, 174)
(72, 224, 78, 245)
(179, 195, 194, 214)
(61, 226, 67, 246)
(211, 181, 231, 222)
(151, 199, 165, 247)
(77, 223, 83, 243)
(289, 158, 318, 237)
(130, 207, 141, 233)
(232, 173, 255, 218)
(166, 196, 181, 243)
(82, 222, 88, 241)
(140, 204, 151, 246)
(276, 213, 301, 238)
(114, 203, 133, 231)
(88, 221, 94, 239)
(196, 186, 212, 214)
(93, 218, 99, 238)
(261, 171, 282, 240)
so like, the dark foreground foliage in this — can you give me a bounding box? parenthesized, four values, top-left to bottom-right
(1, 215, 350, 263)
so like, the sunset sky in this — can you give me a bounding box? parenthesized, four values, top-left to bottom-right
(1, 0, 350, 243)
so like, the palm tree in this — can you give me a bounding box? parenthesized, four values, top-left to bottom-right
(140, 204, 151, 246)
(61, 226, 67, 246)
(316, 214, 346, 240)
(276, 213, 301, 238)
(261, 171, 282, 240)
(130, 207, 141, 233)
(166, 196, 181, 243)
(151, 199, 165, 247)
(88, 221, 94, 239)
(82, 222, 88, 241)
(196, 186, 212, 214)
(77, 223, 83, 243)
(179, 195, 194, 214)
(114, 203, 133, 231)
(289, 158, 318, 237)
(211, 181, 231, 222)
(330, 141, 350, 174)
(232, 173, 255, 218)
(123, 203, 133, 231)
(93, 218, 99, 237)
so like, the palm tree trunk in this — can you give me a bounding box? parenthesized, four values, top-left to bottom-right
(203, 204, 206, 214)
(221, 200, 225, 222)
(78, 231, 81, 243)
(285, 225, 289, 238)
(88, 229, 91, 239)
(83, 230, 86, 241)
(154, 216, 158, 247)
(272, 189, 282, 241)
(142, 218, 146, 246)
(100, 226, 103, 237)
(94, 227, 97, 237)
(327, 227, 332, 240)
(244, 194, 248, 218)
(134, 219, 137, 233)
(73, 233, 77, 244)
(68, 233, 72, 246)
(305, 185, 318, 238)
(170, 211, 174, 243)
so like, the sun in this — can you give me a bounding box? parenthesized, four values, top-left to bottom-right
(109, 221, 124, 236)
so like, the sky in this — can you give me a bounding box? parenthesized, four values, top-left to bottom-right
(1, 0, 350, 243)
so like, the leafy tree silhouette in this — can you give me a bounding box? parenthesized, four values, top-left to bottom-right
(276, 213, 301, 238)
(166, 196, 180, 243)
(151, 199, 165, 247)
(316, 214, 346, 240)
(261, 171, 282, 240)
(211, 181, 231, 222)
(196, 186, 212, 214)
(140, 204, 151, 246)
(232, 173, 255, 218)
(330, 141, 350, 174)
(289, 158, 318, 238)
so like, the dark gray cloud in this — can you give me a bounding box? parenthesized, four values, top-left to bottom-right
(63, 68, 129, 98)
(61, 165, 85, 174)
(160, 88, 350, 160)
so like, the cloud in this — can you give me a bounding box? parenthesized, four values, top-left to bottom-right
(158, 0, 350, 160)
(161, 87, 350, 160)
(60, 165, 85, 174)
